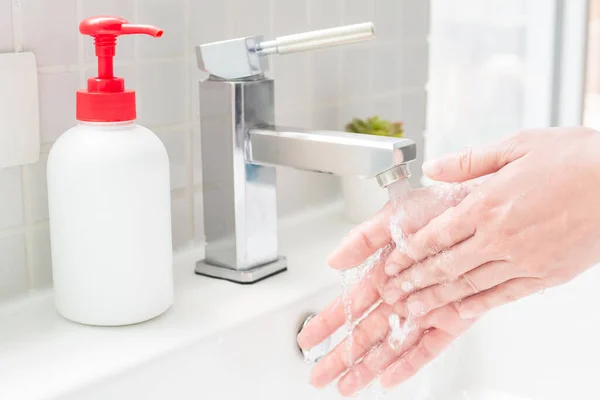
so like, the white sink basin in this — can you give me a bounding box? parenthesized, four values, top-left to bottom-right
(1, 203, 599, 399)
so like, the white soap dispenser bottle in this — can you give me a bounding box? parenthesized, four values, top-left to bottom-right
(47, 16, 173, 326)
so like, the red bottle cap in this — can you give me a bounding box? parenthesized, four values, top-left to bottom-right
(76, 16, 163, 122)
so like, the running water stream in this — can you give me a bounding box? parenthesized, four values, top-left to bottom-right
(338, 178, 463, 398)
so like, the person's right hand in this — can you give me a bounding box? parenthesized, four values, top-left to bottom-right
(297, 184, 473, 396)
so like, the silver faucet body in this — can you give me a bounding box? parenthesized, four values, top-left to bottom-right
(195, 24, 417, 284)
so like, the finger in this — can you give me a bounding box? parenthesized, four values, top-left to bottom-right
(421, 302, 478, 335)
(379, 328, 455, 389)
(403, 201, 477, 265)
(328, 203, 393, 269)
(298, 258, 386, 350)
(309, 302, 395, 388)
(336, 317, 423, 396)
(382, 237, 484, 305)
(329, 184, 472, 271)
(405, 260, 516, 316)
(389, 184, 471, 237)
(457, 277, 544, 319)
(382, 248, 414, 277)
(422, 135, 527, 182)
(380, 305, 478, 389)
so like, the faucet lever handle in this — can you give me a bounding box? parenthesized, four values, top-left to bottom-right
(255, 22, 375, 55)
(196, 22, 375, 80)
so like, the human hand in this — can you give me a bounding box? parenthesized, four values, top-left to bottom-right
(297, 184, 472, 395)
(382, 127, 600, 319)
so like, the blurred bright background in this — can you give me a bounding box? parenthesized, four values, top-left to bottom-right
(426, 0, 592, 168)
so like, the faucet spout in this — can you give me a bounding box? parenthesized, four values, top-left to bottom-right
(248, 126, 416, 183)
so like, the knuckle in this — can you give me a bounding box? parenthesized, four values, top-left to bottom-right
(352, 324, 372, 351)
(398, 357, 417, 379)
(356, 229, 376, 252)
(460, 274, 480, 295)
(428, 285, 449, 307)
(502, 284, 520, 302)
(423, 234, 444, 255)
(431, 256, 455, 282)
(457, 147, 474, 173)
(415, 338, 435, 361)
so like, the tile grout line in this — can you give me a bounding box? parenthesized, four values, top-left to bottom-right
(12, 0, 35, 288)
(368, 0, 376, 115)
(183, 0, 195, 242)
(0, 220, 49, 240)
(336, 0, 345, 129)
(10, 0, 23, 52)
(133, 0, 141, 104)
(75, 0, 86, 87)
(306, 0, 314, 128)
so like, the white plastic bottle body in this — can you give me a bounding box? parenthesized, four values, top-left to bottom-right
(47, 122, 173, 326)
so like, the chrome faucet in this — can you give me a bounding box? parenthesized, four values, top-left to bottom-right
(195, 22, 417, 284)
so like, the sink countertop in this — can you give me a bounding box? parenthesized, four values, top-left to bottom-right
(0, 202, 351, 400)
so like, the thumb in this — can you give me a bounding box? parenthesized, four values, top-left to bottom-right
(422, 137, 527, 182)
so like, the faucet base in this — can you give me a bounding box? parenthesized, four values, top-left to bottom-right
(195, 257, 288, 284)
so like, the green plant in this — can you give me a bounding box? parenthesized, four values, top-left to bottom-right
(344, 116, 404, 138)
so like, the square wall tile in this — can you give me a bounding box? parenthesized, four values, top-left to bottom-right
(312, 49, 340, 105)
(137, 61, 187, 128)
(275, 109, 310, 130)
(156, 129, 188, 190)
(0, 167, 24, 231)
(273, 0, 308, 36)
(307, 174, 341, 205)
(338, 100, 373, 128)
(29, 154, 49, 223)
(38, 72, 79, 144)
(190, 58, 208, 121)
(308, 0, 342, 29)
(192, 122, 202, 185)
(85, 65, 136, 91)
(31, 228, 53, 289)
(171, 192, 192, 250)
(138, 0, 185, 59)
(340, 47, 371, 98)
(193, 189, 204, 242)
(401, 0, 430, 42)
(311, 104, 341, 131)
(343, 0, 374, 25)
(276, 168, 311, 217)
(400, 90, 427, 136)
(373, 94, 403, 121)
(190, 0, 230, 47)
(374, 0, 401, 42)
(80, 0, 135, 63)
(273, 53, 310, 116)
(22, 0, 78, 67)
(400, 43, 429, 89)
(0, 0, 13, 52)
(373, 44, 401, 95)
(0, 235, 28, 301)
(231, 0, 271, 38)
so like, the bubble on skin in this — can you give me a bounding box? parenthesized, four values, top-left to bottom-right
(388, 313, 417, 352)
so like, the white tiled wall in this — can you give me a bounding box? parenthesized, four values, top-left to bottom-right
(0, 0, 429, 301)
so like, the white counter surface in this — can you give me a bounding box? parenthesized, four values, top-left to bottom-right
(0, 203, 351, 400)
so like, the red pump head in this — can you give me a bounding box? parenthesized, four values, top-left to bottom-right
(76, 16, 163, 122)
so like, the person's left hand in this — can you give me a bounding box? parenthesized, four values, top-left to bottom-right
(300, 290, 475, 396)
(298, 185, 474, 396)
